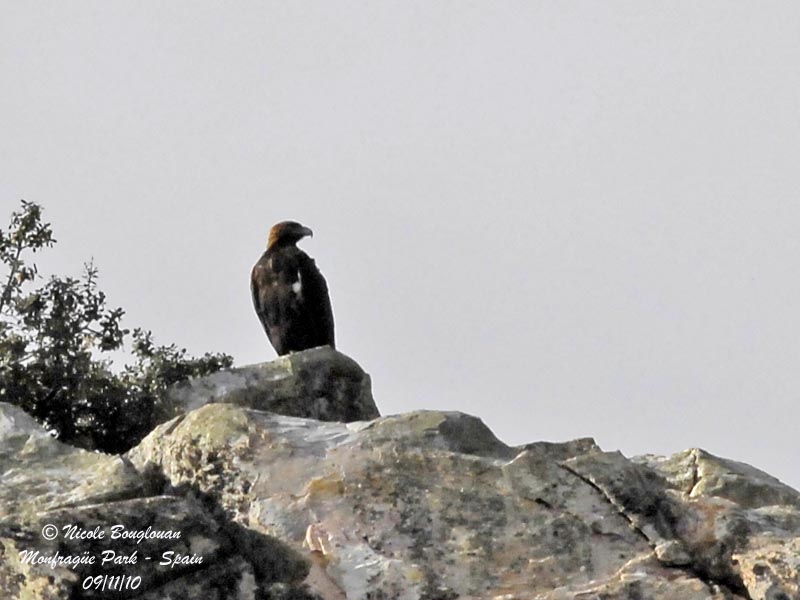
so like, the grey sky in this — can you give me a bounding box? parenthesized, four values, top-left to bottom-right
(2, 2, 799, 489)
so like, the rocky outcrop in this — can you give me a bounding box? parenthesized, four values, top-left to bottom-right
(129, 404, 800, 600)
(0, 402, 311, 599)
(155, 346, 378, 425)
(636, 450, 800, 600)
(2, 349, 799, 599)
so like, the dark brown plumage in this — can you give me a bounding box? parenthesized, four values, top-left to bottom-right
(251, 221, 335, 356)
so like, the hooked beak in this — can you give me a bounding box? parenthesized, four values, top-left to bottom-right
(301, 226, 313, 238)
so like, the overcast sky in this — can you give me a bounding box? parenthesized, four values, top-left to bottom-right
(2, 2, 799, 489)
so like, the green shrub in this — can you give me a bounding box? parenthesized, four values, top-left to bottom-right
(0, 200, 232, 453)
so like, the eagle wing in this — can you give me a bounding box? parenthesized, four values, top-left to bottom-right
(251, 248, 335, 355)
(296, 251, 335, 350)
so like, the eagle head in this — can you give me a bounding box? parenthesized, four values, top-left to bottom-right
(268, 221, 314, 249)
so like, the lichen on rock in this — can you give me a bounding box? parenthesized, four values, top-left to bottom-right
(2, 349, 800, 599)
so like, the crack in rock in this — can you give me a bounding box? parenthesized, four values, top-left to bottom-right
(557, 463, 652, 545)
(688, 448, 702, 497)
(557, 462, 753, 600)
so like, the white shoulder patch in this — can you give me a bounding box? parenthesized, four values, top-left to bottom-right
(292, 271, 303, 296)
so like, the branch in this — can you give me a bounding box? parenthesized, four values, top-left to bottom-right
(0, 240, 24, 316)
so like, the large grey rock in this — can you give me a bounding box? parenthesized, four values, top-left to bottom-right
(4, 344, 800, 600)
(156, 346, 378, 424)
(129, 403, 796, 599)
(0, 402, 144, 517)
(0, 348, 376, 600)
(635, 448, 800, 508)
(0, 402, 315, 600)
(636, 449, 800, 600)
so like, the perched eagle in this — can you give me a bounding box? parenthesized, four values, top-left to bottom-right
(251, 221, 335, 356)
